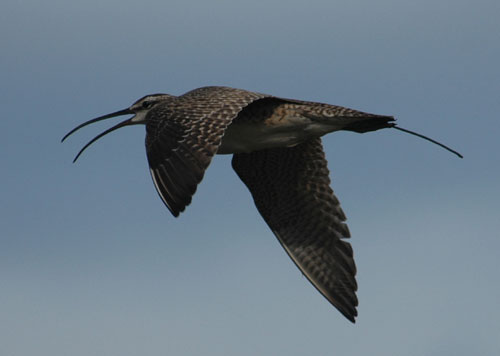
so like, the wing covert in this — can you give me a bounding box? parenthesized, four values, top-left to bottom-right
(145, 87, 268, 216)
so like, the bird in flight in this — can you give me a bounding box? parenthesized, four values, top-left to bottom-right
(63, 86, 461, 322)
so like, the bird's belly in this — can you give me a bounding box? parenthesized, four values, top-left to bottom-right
(218, 120, 339, 154)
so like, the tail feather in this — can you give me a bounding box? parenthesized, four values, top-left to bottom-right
(344, 115, 395, 133)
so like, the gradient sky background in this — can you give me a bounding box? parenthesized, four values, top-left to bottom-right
(2, 0, 499, 355)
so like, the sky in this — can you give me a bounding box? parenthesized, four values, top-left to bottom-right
(1, 0, 499, 355)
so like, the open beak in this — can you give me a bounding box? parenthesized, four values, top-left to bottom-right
(62, 108, 137, 162)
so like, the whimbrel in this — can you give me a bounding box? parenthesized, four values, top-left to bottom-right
(62, 86, 461, 322)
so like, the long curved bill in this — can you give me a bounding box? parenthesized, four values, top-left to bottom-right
(62, 108, 137, 163)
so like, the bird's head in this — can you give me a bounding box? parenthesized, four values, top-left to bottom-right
(62, 94, 173, 162)
(127, 94, 173, 123)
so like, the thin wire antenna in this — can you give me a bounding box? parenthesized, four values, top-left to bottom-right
(393, 126, 463, 159)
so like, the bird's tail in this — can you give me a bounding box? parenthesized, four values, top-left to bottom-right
(345, 115, 462, 158)
(343, 115, 395, 133)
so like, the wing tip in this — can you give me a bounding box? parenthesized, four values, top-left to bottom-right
(341, 309, 357, 323)
(149, 167, 190, 217)
(328, 294, 358, 323)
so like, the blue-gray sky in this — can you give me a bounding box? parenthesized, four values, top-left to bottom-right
(1, 0, 499, 355)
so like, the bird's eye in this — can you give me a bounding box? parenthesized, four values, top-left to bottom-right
(142, 101, 153, 109)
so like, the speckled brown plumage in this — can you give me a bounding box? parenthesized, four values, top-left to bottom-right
(145, 87, 393, 220)
(64, 86, 397, 323)
(232, 138, 358, 321)
(145, 87, 268, 216)
(141, 87, 395, 322)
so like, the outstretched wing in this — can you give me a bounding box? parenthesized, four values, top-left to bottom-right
(232, 138, 358, 322)
(145, 87, 268, 216)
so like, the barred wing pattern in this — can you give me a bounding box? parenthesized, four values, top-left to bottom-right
(232, 138, 358, 322)
(145, 87, 268, 216)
